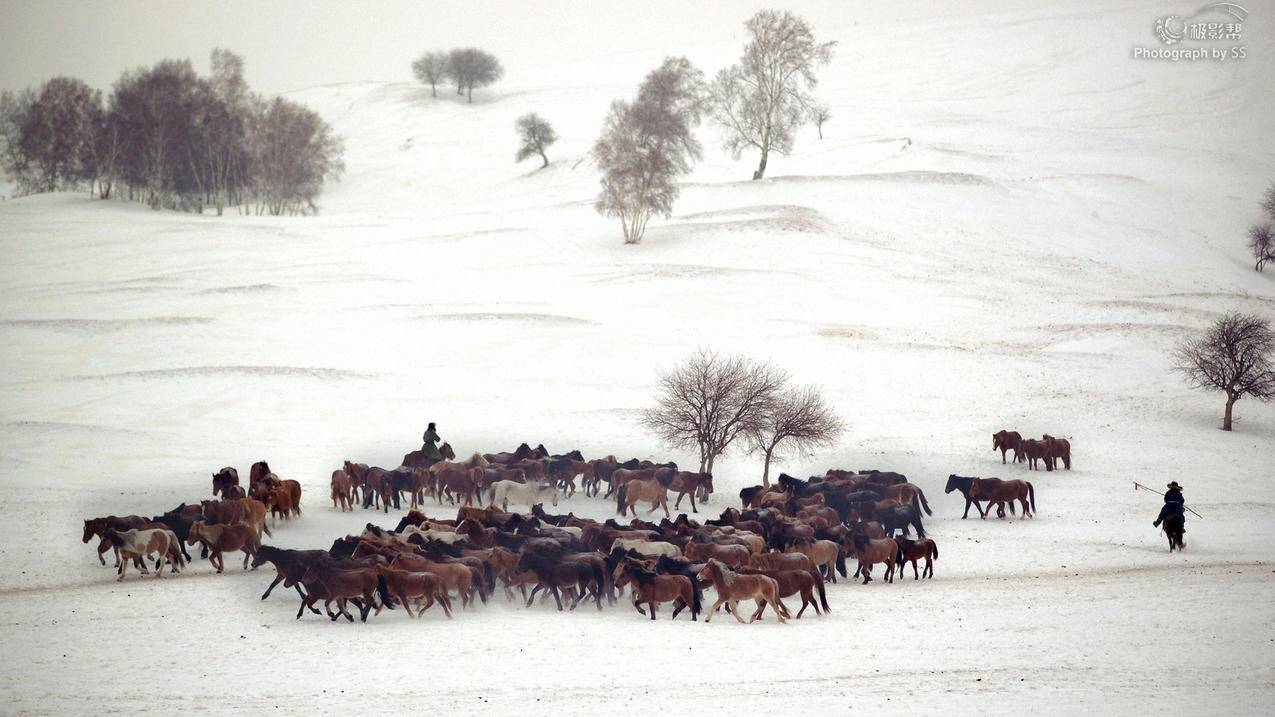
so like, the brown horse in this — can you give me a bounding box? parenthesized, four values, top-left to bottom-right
(613, 559, 699, 620)
(391, 553, 483, 608)
(83, 515, 154, 567)
(992, 430, 1022, 464)
(343, 460, 369, 504)
(374, 565, 454, 618)
(851, 532, 898, 584)
(1162, 513, 1185, 552)
(188, 521, 259, 573)
(668, 471, 714, 513)
(895, 537, 938, 579)
(696, 559, 788, 624)
(736, 567, 829, 618)
(429, 461, 483, 507)
(1042, 435, 1071, 471)
(1021, 439, 1047, 471)
(267, 486, 298, 524)
(749, 552, 815, 573)
(786, 538, 841, 583)
(616, 478, 670, 518)
(298, 559, 392, 622)
(968, 477, 1035, 519)
(683, 540, 750, 568)
(331, 470, 353, 512)
(870, 482, 933, 516)
(212, 467, 240, 497)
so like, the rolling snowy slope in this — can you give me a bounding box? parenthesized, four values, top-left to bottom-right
(0, 1, 1272, 715)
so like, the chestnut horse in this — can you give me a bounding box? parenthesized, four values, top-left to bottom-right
(895, 537, 938, 579)
(429, 461, 483, 507)
(616, 478, 671, 518)
(212, 467, 240, 497)
(374, 565, 454, 618)
(736, 567, 829, 618)
(851, 532, 898, 584)
(668, 471, 714, 513)
(992, 430, 1022, 464)
(968, 477, 1035, 518)
(613, 559, 700, 620)
(188, 521, 259, 573)
(1042, 435, 1071, 471)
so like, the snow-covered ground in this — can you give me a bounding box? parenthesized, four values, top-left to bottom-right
(1, 1, 1273, 714)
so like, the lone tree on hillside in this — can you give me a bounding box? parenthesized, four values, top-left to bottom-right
(448, 48, 503, 102)
(642, 349, 788, 475)
(1249, 183, 1275, 271)
(411, 50, 450, 97)
(710, 10, 835, 179)
(514, 113, 556, 168)
(747, 385, 844, 487)
(593, 56, 705, 244)
(1174, 312, 1275, 431)
(810, 103, 831, 140)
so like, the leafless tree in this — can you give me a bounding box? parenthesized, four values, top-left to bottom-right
(411, 51, 450, 98)
(514, 113, 556, 168)
(642, 349, 788, 474)
(448, 48, 503, 103)
(810, 103, 831, 140)
(1174, 312, 1275, 431)
(1250, 183, 1275, 272)
(747, 385, 844, 487)
(593, 56, 704, 243)
(709, 10, 835, 179)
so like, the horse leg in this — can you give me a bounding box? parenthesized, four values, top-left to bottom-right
(649, 600, 657, 620)
(704, 597, 725, 623)
(550, 585, 564, 612)
(962, 499, 971, 519)
(729, 600, 748, 624)
(771, 597, 788, 624)
(632, 594, 646, 616)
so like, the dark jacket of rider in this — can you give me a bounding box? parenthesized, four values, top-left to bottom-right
(1153, 488, 1186, 526)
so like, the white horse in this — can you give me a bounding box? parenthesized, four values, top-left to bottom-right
(610, 537, 682, 559)
(106, 528, 183, 581)
(489, 480, 558, 511)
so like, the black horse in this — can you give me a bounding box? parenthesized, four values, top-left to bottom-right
(1162, 513, 1185, 552)
(853, 501, 926, 538)
(945, 474, 990, 519)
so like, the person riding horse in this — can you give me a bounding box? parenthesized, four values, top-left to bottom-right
(1152, 481, 1186, 532)
(421, 422, 443, 461)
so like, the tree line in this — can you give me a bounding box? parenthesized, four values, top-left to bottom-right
(0, 49, 344, 216)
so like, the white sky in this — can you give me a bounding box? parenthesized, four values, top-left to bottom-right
(0, 0, 888, 95)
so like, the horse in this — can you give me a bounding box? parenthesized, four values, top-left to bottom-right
(343, 460, 369, 505)
(944, 474, 989, 519)
(251, 545, 327, 607)
(212, 466, 240, 497)
(613, 559, 699, 620)
(187, 521, 259, 573)
(298, 559, 393, 622)
(851, 532, 898, 584)
(391, 553, 487, 608)
(331, 470, 353, 511)
(1042, 435, 1072, 471)
(736, 567, 829, 618)
(852, 501, 926, 538)
(786, 538, 841, 583)
(401, 441, 457, 469)
(869, 482, 932, 516)
(1162, 513, 1185, 552)
(150, 505, 203, 563)
(515, 547, 606, 611)
(84, 515, 158, 568)
(683, 540, 749, 568)
(992, 430, 1022, 464)
(105, 527, 183, 581)
(616, 479, 671, 518)
(488, 479, 558, 511)
(666, 471, 713, 513)
(748, 551, 815, 573)
(1021, 439, 1047, 471)
(696, 559, 788, 624)
(612, 538, 682, 560)
(895, 537, 938, 579)
(429, 461, 483, 507)
(483, 442, 541, 465)
(266, 486, 298, 524)
(968, 477, 1035, 519)
(374, 565, 454, 618)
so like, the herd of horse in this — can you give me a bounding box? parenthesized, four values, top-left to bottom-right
(79, 434, 1069, 623)
(992, 430, 1072, 471)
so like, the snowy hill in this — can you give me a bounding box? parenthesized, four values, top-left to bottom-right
(1, 1, 1273, 714)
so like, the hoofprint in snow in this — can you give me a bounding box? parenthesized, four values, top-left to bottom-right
(1, 1, 1273, 715)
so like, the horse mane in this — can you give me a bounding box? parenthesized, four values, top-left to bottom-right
(711, 560, 734, 588)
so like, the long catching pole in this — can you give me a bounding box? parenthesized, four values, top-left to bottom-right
(1133, 481, 1204, 519)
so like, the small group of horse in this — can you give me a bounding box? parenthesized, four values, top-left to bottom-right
(81, 460, 302, 581)
(992, 430, 1072, 471)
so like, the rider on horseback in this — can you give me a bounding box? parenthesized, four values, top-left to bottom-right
(1152, 481, 1186, 532)
(421, 422, 443, 461)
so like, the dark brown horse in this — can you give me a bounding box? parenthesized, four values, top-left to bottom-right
(968, 477, 1035, 518)
(1021, 439, 1047, 470)
(992, 430, 1022, 464)
(668, 471, 714, 513)
(736, 567, 829, 618)
(1162, 513, 1185, 552)
(895, 537, 938, 579)
(212, 467, 240, 497)
(944, 474, 989, 519)
(1042, 435, 1071, 471)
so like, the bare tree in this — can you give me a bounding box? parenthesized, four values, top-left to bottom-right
(1250, 183, 1275, 272)
(514, 113, 556, 168)
(709, 10, 835, 179)
(1174, 312, 1275, 431)
(810, 103, 831, 140)
(593, 56, 704, 243)
(448, 48, 503, 102)
(747, 385, 844, 487)
(642, 349, 788, 475)
(411, 51, 450, 98)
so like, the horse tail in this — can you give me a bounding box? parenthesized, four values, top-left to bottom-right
(930, 541, 939, 561)
(916, 489, 932, 516)
(913, 509, 926, 539)
(1028, 482, 1036, 514)
(835, 549, 847, 578)
(590, 561, 606, 596)
(615, 484, 628, 515)
(476, 568, 490, 605)
(482, 562, 495, 600)
(814, 570, 830, 613)
(690, 576, 702, 615)
(376, 573, 395, 610)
